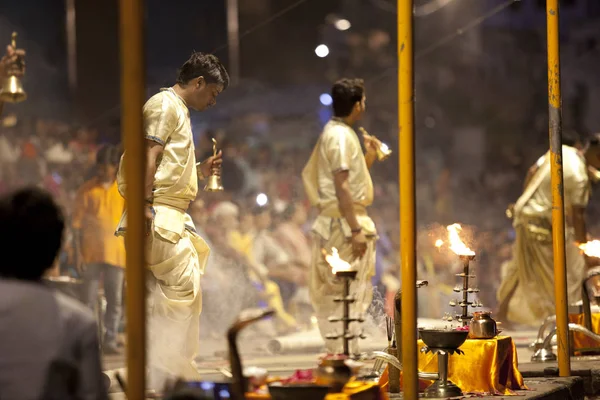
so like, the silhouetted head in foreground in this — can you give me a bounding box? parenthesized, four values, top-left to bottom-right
(0, 187, 64, 281)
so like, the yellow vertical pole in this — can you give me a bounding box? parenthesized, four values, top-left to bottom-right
(546, 0, 571, 376)
(118, 0, 147, 396)
(398, 0, 418, 397)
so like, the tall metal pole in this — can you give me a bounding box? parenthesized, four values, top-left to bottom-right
(118, 0, 147, 397)
(398, 0, 418, 397)
(226, 0, 240, 86)
(546, 0, 571, 376)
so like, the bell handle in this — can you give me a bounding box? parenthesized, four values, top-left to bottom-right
(359, 126, 377, 140)
(211, 137, 217, 157)
(9, 32, 24, 70)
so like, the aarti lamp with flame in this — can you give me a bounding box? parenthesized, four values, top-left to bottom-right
(436, 224, 481, 325)
(321, 247, 364, 356)
(579, 240, 600, 297)
(578, 240, 600, 331)
(579, 240, 600, 261)
(323, 247, 357, 280)
(435, 223, 476, 260)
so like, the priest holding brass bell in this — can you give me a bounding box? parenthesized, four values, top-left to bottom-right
(115, 51, 228, 390)
(0, 32, 26, 116)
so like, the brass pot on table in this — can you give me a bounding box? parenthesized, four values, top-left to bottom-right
(469, 311, 498, 339)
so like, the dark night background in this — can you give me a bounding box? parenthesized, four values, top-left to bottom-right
(0, 0, 600, 313)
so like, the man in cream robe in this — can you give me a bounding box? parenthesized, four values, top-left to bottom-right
(497, 137, 600, 327)
(116, 52, 229, 389)
(302, 78, 382, 354)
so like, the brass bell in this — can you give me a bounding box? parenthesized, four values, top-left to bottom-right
(1, 75, 26, 103)
(376, 141, 392, 161)
(204, 174, 223, 192)
(203, 138, 224, 192)
(0, 32, 26, 104)
(358, 127, 392, 161)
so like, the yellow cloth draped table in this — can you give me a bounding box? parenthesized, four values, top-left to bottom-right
(379, 336, 526, 395)
(569, 313, 600, 352)
(246, 380, 387, 400)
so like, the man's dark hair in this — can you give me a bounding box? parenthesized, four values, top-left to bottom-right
(176, 52, 230, 90)
(96, 144, 121, 166)
(0, 188, 65, 280)
(281, 202, 297, 221)
(563, 129, 582, 147)
(251, 204, 270, 216)
(331, 78, 365, 117)
(587, 133, 600, 148)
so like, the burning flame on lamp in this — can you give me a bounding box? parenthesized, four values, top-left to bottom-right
(323, 247, 352, 274)
(435, 223, 475, 256)
(579, 240, 600, 258)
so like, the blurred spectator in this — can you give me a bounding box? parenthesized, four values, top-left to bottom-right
(0, 187, 107, 400)
(72, 145, 125, 354)
(275, 202, 314, 326)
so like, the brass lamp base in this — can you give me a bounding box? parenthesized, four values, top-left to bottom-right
(424, 379, 463, 398)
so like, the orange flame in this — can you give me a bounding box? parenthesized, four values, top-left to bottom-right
(579, 240, 600, 258)
(446, 223, 475, 256)
(323, 247, 352, 274)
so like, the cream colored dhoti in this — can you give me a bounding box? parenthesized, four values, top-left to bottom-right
(310, 220, 376, 354)
(497, 145, 590, 327)
(496, 217, 585, 327)
(146, 218, 209, 389)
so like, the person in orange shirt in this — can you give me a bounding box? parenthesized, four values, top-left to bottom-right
(72, 144, 125, 354)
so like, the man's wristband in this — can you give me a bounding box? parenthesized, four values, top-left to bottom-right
(351, 227, 362, 234)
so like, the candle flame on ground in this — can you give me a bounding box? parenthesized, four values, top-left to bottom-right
(435, 223, 475, 256)
(322, 247, 352, 274)
(579, 240, 600, 258)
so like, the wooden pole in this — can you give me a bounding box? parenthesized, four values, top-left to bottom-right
(226, 0, 240, 86)
(118, 0, 147, 396)
(546, 0, 571, 376)
(398, 0, 418, 397)
(65, 0, 77, 94)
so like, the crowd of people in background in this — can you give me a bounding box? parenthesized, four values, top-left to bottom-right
(0, 112, 542, 347)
